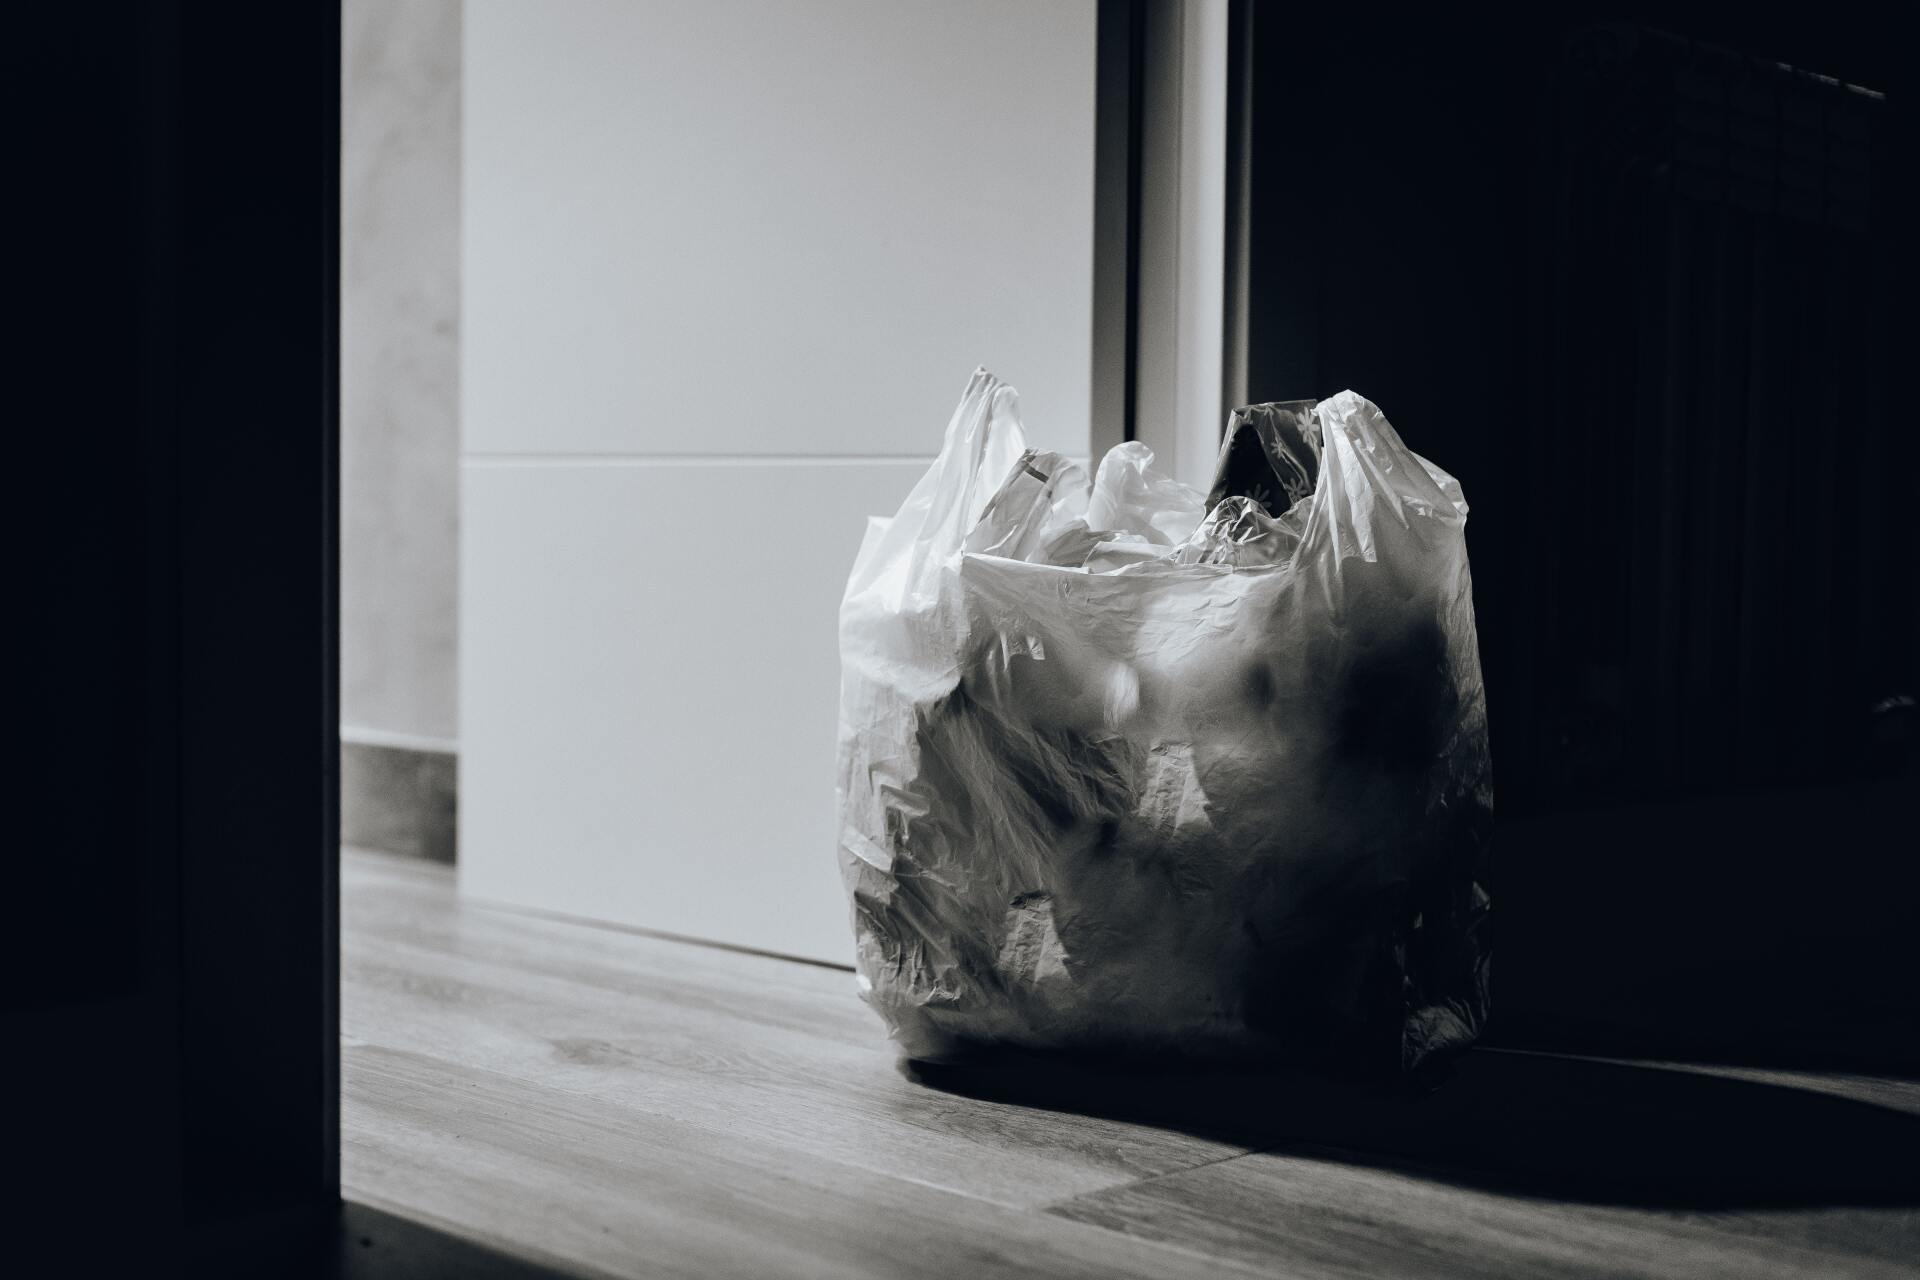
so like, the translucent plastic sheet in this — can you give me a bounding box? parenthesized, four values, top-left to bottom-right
(837, 369, 1492, 1076)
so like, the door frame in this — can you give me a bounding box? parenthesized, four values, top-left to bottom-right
(16, 2, 342, 1261)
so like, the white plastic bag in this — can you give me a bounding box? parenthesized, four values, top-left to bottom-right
(837, 368, 1492, 1075)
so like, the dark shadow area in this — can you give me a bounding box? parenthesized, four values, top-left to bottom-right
(12, 3, 343, 1268)
(1487, 777, 1919, 1074)
(1242, 5, 1917, 1074)
(907, 1046, 1920, 1209)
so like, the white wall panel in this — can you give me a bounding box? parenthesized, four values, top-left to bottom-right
(463, 0, 1098, 458)
(460, 460, 929, 962)
(461, 0, 1100, 961)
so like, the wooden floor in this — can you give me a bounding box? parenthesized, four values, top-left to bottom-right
(341, 848, 1920, 1279)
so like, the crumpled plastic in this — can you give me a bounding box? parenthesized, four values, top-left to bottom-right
(837, 368, 1492, 1076)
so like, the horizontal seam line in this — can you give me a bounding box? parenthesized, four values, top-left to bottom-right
(461, 453, 942, 466)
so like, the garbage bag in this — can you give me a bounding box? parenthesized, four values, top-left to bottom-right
(837, 368, 1492, 1076)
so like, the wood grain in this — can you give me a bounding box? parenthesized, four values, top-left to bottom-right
(346, 1043, 1268, 1280)
(341, 848, 1920, 1279)
(343, 855, 1253, 1207)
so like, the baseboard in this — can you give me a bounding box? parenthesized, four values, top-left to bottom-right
(341, 737, 456, 864)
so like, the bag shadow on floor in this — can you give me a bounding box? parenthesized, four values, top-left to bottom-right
(905, 1045, 1920, 1210)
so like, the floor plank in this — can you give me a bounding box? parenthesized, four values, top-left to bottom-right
(345, 1043, 1269, 1280)
(341, 848, 1920, 1279)
(342, 854, 1254, 1208)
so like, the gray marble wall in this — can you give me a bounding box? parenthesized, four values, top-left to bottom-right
(341, 0, 461, 747)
